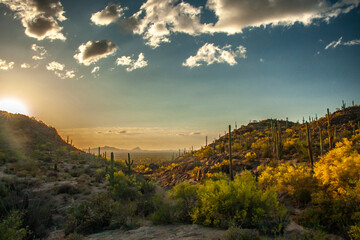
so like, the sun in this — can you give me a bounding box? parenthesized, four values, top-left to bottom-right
(0, 98, 29, 115)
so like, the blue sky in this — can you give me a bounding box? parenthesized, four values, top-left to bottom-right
(0, 0, 359, 150)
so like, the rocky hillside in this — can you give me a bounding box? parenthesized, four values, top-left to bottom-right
(155, 106, 360, 187)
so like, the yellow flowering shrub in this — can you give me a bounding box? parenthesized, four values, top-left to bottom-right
(314, 134, 360, 198)
(244, 152, 257, 162)
(259, 163, 315, 204)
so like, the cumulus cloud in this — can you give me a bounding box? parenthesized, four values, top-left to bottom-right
(31, 43, 47, 60)
(46, 61, 76, 79)
(116, 53, 148, 72)
(206, 0, 360, 34)
(21, 63, 31, 68)
(128, 0, 205, 48)
(183, 43, 247, 68)
(91, 3, 125, 26)
(123, 0, 360, 48)
(0, 59, 15, 70)
(74, 40, 117, 66)
(1, 0, 66, 40)
(325, 37, 360, 49)
(46, 61, 64, 71)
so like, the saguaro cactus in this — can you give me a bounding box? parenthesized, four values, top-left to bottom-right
(229, 125, 234, 181)
(126, 153, 134, 173)
(327, 108, 333, 150)
(98, 147, 101, 157)
(306, 122, 314, 168)
(319, 127, 323, 157)
(110, 152, 114, 187)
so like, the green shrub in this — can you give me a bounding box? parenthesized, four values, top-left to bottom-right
(191, 171, 288, 233)
(0, 210, 28, 240)
(349, 224, 360, 240)
(224, 227, 260, 240)
(150, 190, 173, 225)
(170, 182, 198, 223)
(64, 193, 115, 234)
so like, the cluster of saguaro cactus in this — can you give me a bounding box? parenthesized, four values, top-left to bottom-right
(306, 122, 314, 168)
(125, 153, 134, 173)
(109, 152, 114, 187)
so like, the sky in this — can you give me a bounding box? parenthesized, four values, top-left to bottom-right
(0, 0, 360, 150)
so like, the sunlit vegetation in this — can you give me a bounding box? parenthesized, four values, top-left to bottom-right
(1, 106, 360, 239)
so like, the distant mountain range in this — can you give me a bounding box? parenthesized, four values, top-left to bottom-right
(88, 146, 174, 154)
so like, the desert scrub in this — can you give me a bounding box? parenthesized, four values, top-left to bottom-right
(298, 134, 360, 238)
(258, 163, 315, 205)
(0, 210, 28, 240)
(64, 192, 135, 235)
(314, 135, 360, 198)
(244, 152, 257, 162)
(191, 171, 288, 233)
(170, 181, 198, 223)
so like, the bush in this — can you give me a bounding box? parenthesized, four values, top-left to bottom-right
(64, 193, 134, 235)
(244, 152, 257, 162)
(314, 136, 360, 198)
(150, 191, 173, 225)
(170, 182, 198, 223)
(0, 210, 28, 240)
(298, 134, 360, 238)
(190, 171, 288, 233)
(258, 163, 315, 205)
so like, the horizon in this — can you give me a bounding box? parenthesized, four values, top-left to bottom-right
(1, 0, 360, 150)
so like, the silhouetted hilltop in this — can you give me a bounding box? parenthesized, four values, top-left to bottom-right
(0, 110, 81, 164)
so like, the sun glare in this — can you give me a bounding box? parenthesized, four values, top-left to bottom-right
(0, 98, 29, 115)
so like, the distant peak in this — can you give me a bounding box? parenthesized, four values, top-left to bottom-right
(132, 147, 142, 151)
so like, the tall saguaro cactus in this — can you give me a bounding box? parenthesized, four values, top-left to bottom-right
(306, 123, 314, 168)
(110, 152, 114, 187)
(98, 147, 101, 157)
(319, 127, 323, 157)
(229, 125, 234, 181)
(327, 108, 333, 150)
(126, 153, 134, 173)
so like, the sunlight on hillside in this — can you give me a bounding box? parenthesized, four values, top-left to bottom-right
(0, 98, 29, 115)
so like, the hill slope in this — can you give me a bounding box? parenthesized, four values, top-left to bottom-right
(155, 106, 360, 187)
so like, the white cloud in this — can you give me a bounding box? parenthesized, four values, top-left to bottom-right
(128, 0, 205, 48)
(1, 0, 66, 41)
(260, 58, 264, 63)
(91, 66, 100, 74)
(116, 53, 148, 72)
(325, 37, 342, 49)
(0, 59, 14, 70)
(46, 61, 76, 79)
(46, 61, 64, 71)
(123, 0, 360, 48)
(205, 0, 360, 34)
(325, 37, 360, 49)
(91, 3, 125, 26)
(74, 40, 117, 66)
(183, 43, 247, 68)
(21, 63, 31, 68)
(31, 43, 47, 60)
(343, 39, 360, 46)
